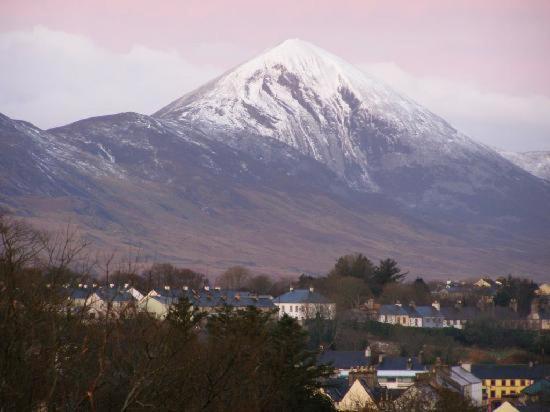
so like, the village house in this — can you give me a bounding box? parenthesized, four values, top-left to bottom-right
(139, 294, 173, 319)
(393, 382, 440, 411)
(378, 302, 410, 326)
(435, 364, 483, 406)
(318, 347, 372, 377)
(376, 356, 428, 390)
(378, 301, 445, 328)
(468, 363, 550, 406)
(410, 301, 444, 328)
(322, 378, 377, 411)
(474, 277, 502, 289)
(519, 378, 550, 405)
(141, 286, 276, 317)
(439, 304, 480, 329)
(535, 283, 550, 296)
(67, 284, 96, 308)
(526, 297, 550, 330)
(274, 287, 335, 321)
(87, 285, 136, 318)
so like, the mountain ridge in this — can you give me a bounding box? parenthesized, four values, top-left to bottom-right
(1, 39, 550, 279)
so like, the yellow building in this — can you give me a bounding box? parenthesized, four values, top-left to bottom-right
(468, 364, 549, 405)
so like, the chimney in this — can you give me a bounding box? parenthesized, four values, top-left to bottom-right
(455, 299, 463, 309)
(432, 300, 440, 311)
(109, 283, 115, 288)
(78, 283, 83, 288)
(461, 363, 471, 372)
(289, 287, 294, 292)
(92, 283, 98, 288)
(395, 300, 402, 307)
(309, 286, 314, 293)
(204, 285, 210, 291)
(509, 298, 518, 312)
(406, 357, 412, 370)
(183, 286, 189, 291)
(365, 346, 372, 358)
(214, 286, 221, 290)
(378, 354, 385, 364)
(124, 283, 129, 289)
(83, 284, 88, 289)
(164, 285, 170, 291)
(409, 300, 416, 309)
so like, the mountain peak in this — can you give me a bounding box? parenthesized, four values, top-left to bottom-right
(153, 39, 486, 192)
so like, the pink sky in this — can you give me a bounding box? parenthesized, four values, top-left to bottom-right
(3, 0, 549, 95)
(1, 0, 549, 150)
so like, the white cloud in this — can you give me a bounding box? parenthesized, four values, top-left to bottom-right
(360, 62, 550, 151)
(0, 26, 221, 128)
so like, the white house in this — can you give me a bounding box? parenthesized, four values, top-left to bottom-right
(436, 365, 482, 406)
(87, 285, 136, 318)
(274, 288, 335, 321)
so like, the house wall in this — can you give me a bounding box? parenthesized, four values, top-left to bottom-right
(377, 370, 424, 389)
(275, 302, 335, 320)
(140, 298, 169, 319)
(482, 378, 534, 402)
(336, 380, 375, 411)
(379, 314, 409, 326)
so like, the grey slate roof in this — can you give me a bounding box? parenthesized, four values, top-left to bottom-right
(68, 288, 94, 300)
(324, 377, 350, 402)
(522, 378, 550, 396)
(96, 288, 135, 302)
(471, 364, 550, 380)
(274, 289, 329, 304)
(378, 356, 426, 372)
(379, 304, 410, 316)
(414, 306, 443, 318)
(318, 350, 371, 369)
(152, 288, 275, 309)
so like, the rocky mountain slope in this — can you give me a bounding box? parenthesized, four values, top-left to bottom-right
(498, 150, 550, 182)
(155, 40, 549, 222)
(1, 39, 550, 279)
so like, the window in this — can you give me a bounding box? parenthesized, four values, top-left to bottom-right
(491, 380, 496, 386)
(520, 380, 525, 386)
(510, 380, 515, 386)
(490, 390, 496, 398)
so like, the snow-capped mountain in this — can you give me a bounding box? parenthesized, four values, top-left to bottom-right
(498, 150, 550, 182)
(2, 39, 550, 279)
(155, 39, 544, 218)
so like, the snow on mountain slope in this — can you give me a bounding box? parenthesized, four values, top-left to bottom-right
(498, 150, 550, 182)
(154, 39, 542, 217)
(0, 113, 126, 198)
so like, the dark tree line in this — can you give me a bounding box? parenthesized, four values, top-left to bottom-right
(296, 253, 408, 311)
(0, 214, 334, 411)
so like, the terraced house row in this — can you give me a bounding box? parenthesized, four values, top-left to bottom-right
(66, 284, 336, 322)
